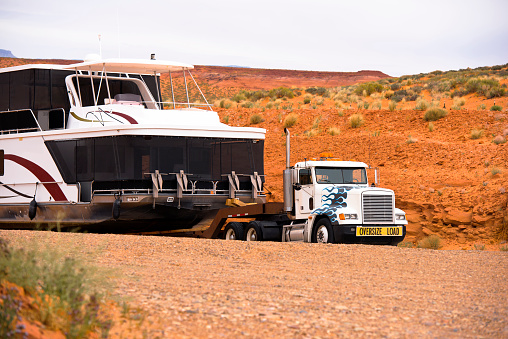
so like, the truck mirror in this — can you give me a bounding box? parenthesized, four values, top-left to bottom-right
(293, 183, 302, 191)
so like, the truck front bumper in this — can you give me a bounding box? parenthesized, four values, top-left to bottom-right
(333, 225, 406, 245)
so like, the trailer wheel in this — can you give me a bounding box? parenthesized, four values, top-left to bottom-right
(224, 222, 245, 240)
(312, 218, 334, 244)
(245, 221, 264, 241)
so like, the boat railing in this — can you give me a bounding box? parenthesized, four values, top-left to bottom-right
(159, 101, 214, 110)
(0, 108, 67, 135)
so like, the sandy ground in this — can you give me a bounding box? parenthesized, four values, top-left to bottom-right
(2, 230, 506, 338)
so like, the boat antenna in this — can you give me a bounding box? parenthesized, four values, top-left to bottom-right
(98, 34, 102, 58)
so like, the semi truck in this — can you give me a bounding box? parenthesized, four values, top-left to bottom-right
(194, 129, 407, 245)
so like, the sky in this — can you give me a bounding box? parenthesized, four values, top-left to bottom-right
(1, 0, 507, 77)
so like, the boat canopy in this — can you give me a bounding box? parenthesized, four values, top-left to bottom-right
(63, 59, 194, 74)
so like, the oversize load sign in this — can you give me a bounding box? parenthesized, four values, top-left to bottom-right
(356, 226, 402, 236)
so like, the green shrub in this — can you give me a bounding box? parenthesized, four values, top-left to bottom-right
(349, 114, 364, 128)
(490, 105, 502, 111)
(242, 101, 254, 108)
(473, 243, 485, 250)
(219, 99, 233, 109)
(223, 115, 229, 124)
(283, 113, 298, 128)
(249, 113, 264, 124)
(384, 90, 394, 99)
(477, 103, 486, 110)
(305, 87, 329, 97)
(303, 95, 312, 105)
(389, 101, 397, 111)
(363, 101, 370, 109)
(491, 167, 501, 175)
(0, 237, 113, 337)
(269, 87, 295, 99)
(354, 82, 384, 96)
(423, 107, 448, 121)
(231, 93, 247, 103)
(470, 129, 483, 139)
(417, 235, 442, 249)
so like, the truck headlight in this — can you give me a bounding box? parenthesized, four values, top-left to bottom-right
(396, 214, 406, 220)
(339, 213, 358, 220)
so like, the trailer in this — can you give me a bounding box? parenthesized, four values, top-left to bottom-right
(144, 129, 408, 245)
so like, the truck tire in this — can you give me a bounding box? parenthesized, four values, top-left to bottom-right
(312, 218, 334, 244)
(224, 222, 245, 240)
(245, 221, 264, 241)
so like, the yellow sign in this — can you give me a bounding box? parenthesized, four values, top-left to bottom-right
(356, 226, 402, 236)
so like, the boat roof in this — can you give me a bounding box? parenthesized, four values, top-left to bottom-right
(0, 58, 194, 74)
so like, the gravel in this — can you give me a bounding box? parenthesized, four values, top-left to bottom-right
(1, 230, 507, 338)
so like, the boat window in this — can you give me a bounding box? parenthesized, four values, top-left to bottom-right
(45, 136, 264, 185)
(71, 77, 146, 107)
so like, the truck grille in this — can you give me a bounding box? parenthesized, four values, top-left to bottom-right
(363, 194, 394, 223)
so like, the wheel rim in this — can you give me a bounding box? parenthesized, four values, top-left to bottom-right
(316, 225, 329, 243)
(246, 228, 258, 241)
(225, 228, 236, 240)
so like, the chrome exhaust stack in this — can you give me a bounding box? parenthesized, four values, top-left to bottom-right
(283, 128, 293, 212)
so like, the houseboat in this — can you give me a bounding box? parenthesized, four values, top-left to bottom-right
(0, 57, 266, 233)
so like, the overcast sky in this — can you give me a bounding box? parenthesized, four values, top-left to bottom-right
(1, 0, 507, 76)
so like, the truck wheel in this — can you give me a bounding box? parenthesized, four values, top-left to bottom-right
(224, 222, 245, 240)
(312, 218, 334, 244)
(245, 221, 264, 241)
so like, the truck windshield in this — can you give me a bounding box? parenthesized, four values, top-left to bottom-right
(315, 167, 367, 184)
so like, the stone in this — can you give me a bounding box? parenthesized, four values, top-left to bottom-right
(443, 209, 473, 226)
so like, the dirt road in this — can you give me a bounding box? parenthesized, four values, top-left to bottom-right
(2, 230, 506, 338)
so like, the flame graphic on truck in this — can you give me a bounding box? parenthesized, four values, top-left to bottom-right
(312, 186, 355, 223)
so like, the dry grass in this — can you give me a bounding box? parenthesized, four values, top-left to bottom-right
(328, 126, 341, 136)
(417, 235, 442, 250)
(424, 107, 448, 121)
(349, 113, 364, 128)
(283, 113, 298, 128)
(470, 129, 483, 139)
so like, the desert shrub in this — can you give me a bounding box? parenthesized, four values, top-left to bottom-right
(337, 109, 344, 117)
(347, 94, 359, 103)
(231, 92, 247, 103)
(372, 100, 382, 110)
(242, 101, 254, 108)
(470, 129, 483, 139)
(428, 122, 435, 132)
(415, 99, 430, 111)
(487, 87, 506, 98)
(305, 87, 329, 97)
(354, 82, 383, 96)
(269, 87, 295, 99)
(304, 129, 320, 137)
(349, 114, 364, 128)
(283, 113, 298, 128)
(303, 95, 312, 104)
(363, 101, 370, 109)
(384, 90, 394, 99)
(406, 135, 417, 144)
(453, 97, 466, 107)
(477, 103, 486, 110)
(328, 126, 340, 136)
(219, 99, 233, 109)
(249, 113, 264, 124)
(423, 107, 448, 121)
(465, 77, 502, 97)
(417, 235, 442, 250)
(491, 167, 501, 175)
(390, 83, 401, 91)
(223, 115, 229, 124)
(397, 241, 413, 248)
(0, 237, 112, 337)
(493, 135, 506, 144)
(490, 105, 502, 111)
(388, 101, 397, 111)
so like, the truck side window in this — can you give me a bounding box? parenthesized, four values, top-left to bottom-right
(299, 169, 312, 185)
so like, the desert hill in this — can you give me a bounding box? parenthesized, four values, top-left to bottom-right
(1, 57, 507, 250)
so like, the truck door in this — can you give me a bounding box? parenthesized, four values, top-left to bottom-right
(294, 168, 314, 216)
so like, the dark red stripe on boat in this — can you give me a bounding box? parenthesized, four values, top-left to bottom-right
(111, 111, 138, 124)
(4, 154, 67, 202)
